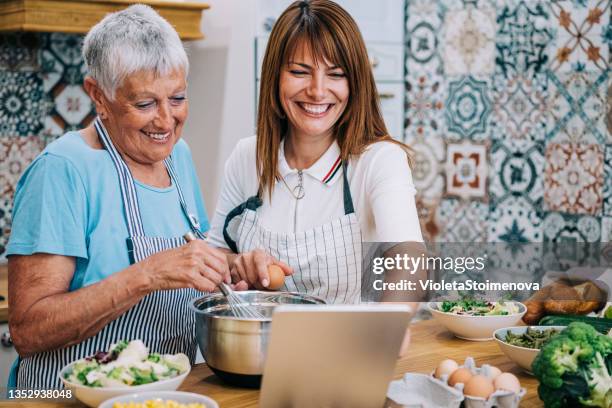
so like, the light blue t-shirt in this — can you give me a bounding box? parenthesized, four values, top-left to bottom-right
(7, 131, 209, 290)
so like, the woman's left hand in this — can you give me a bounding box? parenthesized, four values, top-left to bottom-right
(230, 248, 293, 289)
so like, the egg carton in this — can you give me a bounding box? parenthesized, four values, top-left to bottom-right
(386, 357, 526, 408)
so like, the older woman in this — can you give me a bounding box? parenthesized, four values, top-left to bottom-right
(7, 5, 236, 389)
(208, 0, 424, 304)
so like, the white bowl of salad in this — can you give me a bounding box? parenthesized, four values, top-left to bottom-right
(59, 340, 191, 407)
(428, 300, 526, 341)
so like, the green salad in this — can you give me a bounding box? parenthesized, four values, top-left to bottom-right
(64, 340, 190, 388)
(440, 299, 519, 316)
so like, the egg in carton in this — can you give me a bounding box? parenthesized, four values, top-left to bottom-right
(433, 357, 526, 408)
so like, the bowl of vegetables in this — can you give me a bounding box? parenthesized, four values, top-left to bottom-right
(59, 340, 191, 407)
(98, 391, 219, 408)
(494, 326, 565, 374)
(428, 300, 526, 341)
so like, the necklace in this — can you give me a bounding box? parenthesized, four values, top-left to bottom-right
(281, 169, 305, 200)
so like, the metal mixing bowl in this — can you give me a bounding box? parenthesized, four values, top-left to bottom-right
(191, 291, 326, 388)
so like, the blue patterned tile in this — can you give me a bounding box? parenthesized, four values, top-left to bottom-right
(0, 72, 50, 137)
(546, 69, 609, 144)
(445, 75, 492, 141)
(602, 216, 612, 242)
(604, 144, 612, 216)
(489, 139, 544, 207)
(436, 198, 488, 242)
(406, 1, 444, 76)
(491, 73, 549, 142)
(0, 32, 41, 72)
(488, 196, 543, 242)
(495, 0, 555, 78)
(542, 212, 601, 242)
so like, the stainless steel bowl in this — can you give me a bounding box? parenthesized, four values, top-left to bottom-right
(191, 291, 326, 388)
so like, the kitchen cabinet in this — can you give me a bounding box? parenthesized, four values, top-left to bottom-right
(0, 0, 210, 40)
(254, 0, 406, 140)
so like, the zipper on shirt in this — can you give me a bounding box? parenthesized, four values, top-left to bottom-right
(293, 170, 303, 233)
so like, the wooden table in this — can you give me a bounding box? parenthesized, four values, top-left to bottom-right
(4, 320, 543, 407)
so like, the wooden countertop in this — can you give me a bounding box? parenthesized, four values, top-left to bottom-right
(3, 319, 543, 407)
(0, 264, 8, 323)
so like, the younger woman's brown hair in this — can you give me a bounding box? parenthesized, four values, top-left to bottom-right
(256, 0, 412, 198)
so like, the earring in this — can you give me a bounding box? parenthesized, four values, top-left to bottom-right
(99, 112, 107, 120)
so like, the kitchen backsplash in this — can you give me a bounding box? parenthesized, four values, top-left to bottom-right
(405, 0, 611, 244)
(0, 0, 610, 259)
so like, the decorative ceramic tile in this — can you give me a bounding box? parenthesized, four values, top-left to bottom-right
(405, 73, 445, 138)
(406, 3, 444, 76)
(406, 132, 446, 200)
(489, 139, 544, 207)
(442, 5, 496, 75)
(0, 72, 50, 137)
(0, 32, 41, 72)
(445, 75, 492, 140)
(604, 144, 612, 216)
(436, 198, 488, 242)
(549, 0, 610, 73)
(445, 141, 488, 200)
(488, 196, 543, 242)
(602, 216, 612, 242)
(0, 198, 11, 259)
(543, 212, 601, 242)
(547, 69, 609, 144)
(495, 0, 554, 78)
(54, 84, 94, 128)
(491, 73, 549, 142)
(544, 143, 604, 215)
(0, 136, 45, 197)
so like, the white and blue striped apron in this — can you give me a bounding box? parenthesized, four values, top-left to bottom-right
(13, 117, 205, 389)
(223, 163, 363, 304)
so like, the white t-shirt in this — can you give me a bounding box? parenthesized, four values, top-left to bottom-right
(207, 136, 423, 247)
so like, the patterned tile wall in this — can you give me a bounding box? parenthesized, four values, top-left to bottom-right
(0, 33, 93, 258)
(406, 0, 611, 244)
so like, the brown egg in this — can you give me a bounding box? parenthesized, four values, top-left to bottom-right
(267, 265, 285, 290)
(448, 367, 473, 387)
(494, 372, 521, 394)
(483, 365, 502, 380)
(464, 375, 495, 399)
(434, 359, 459, 379)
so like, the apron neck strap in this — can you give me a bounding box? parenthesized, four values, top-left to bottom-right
(94, 117, 203, 238)
(341, 161, 355, 215)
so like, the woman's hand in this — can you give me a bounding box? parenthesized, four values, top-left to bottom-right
(143, 239, 231, 292)
(230, 249, 293, 289)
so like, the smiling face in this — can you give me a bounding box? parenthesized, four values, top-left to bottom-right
(279, 40, 349, 142)
(100, 69, 188, 166)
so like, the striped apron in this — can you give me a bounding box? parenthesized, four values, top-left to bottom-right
(223, 163, 363, 304)
(12, 117, 205, 389)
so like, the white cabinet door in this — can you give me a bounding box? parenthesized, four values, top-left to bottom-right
(0, 323, 17, 387)
(377, 82, 405, 141)
(256, 0, 405, 43)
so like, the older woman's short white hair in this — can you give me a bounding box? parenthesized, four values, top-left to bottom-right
(83, 4, 189, 99)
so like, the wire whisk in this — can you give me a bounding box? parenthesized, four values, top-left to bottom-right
(183, 232, 265, 319)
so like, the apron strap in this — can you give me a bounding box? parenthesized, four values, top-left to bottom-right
(341, 162, 355, 215)
(223, 196, 262, 253)
(94, 117, 205, 242)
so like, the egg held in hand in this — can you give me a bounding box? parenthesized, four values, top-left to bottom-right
(267, 265, 285, 290)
